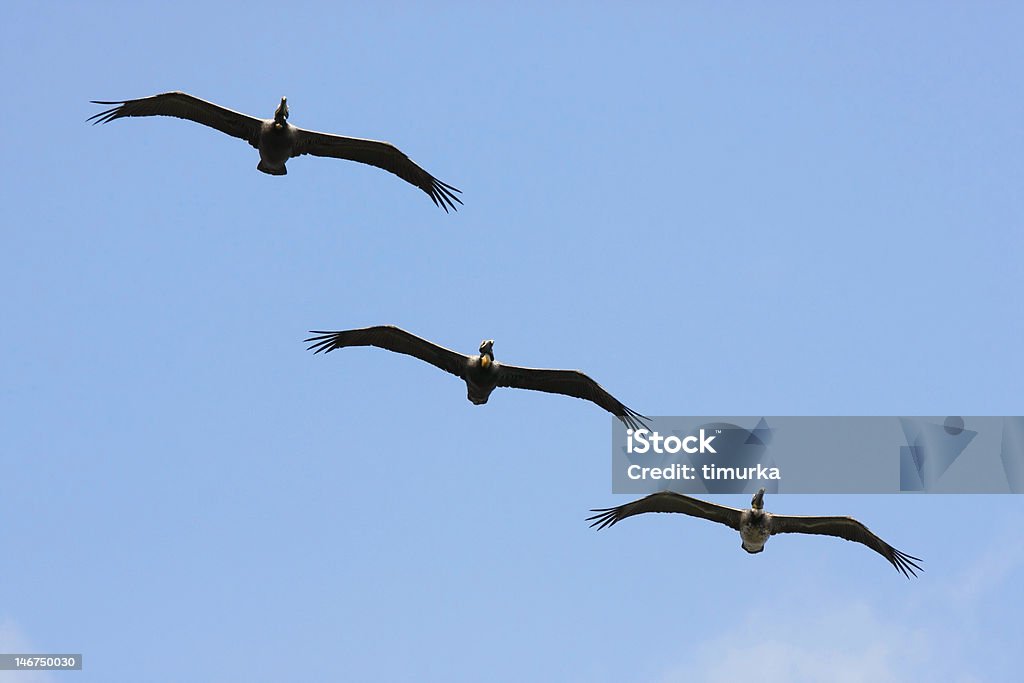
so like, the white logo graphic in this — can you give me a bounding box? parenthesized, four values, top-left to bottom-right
(626, 428, 717, 455)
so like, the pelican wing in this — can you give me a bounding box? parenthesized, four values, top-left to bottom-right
(291, 129, 462, 211)
(305, 326, 467, 379)
(89, 91, 263, 147)
(769, 514, 923, 578)
(588, 491, 744, 531)
(495, 364, 648, 430)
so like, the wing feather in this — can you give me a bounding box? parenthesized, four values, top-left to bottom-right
(292, 129, 462, 211)
(495, 365, 648, 429)
(304, 325, 468, 379)
(89, 91, 263, 147)
(769, 514, 923, 578)
(588, 492, 744, 531)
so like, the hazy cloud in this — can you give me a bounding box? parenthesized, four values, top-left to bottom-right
(0, 619, 54, 683)
(655, 600, 982, 683)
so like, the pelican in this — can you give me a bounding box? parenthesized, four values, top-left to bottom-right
(89, 91, 461, 211)
(305, 325, 648, 430)
(588, 488, 922, 578)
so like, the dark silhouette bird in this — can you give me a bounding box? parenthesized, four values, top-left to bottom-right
(588, 488, 922, 578)
(89, 91, 461, 211)
(305, 325, 648, 429)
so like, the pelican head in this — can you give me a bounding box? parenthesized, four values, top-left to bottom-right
(751, 487, 766, 511)
(479, 339, 495, 368)
(274, 96, 289, 124)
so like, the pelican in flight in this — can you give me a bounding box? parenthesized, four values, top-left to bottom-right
(89, 91, 461, 211)
(588, 488, 922, 578)
(305, 325, 648, 430)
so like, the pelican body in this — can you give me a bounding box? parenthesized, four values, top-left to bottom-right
(738, 488, 770, 553)
(255, 97, 295, 176)
(465, 339, 497, 405)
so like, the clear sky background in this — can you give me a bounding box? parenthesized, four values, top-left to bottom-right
(2, 2, 1022, 681)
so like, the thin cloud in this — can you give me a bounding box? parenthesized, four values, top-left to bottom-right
(946, 526, 1024, 606)
(0, 619, 54, 683)
(656, 601, 975, 683)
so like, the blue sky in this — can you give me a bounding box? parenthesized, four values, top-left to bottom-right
(2, 2, 1022, 681)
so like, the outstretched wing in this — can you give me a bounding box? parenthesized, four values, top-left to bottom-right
(304, 325, 468, 379)
(291, 128, 462, 211)
(495, 364, 648, 430)
(89, 91, 263, 147)
(769, 514, 923, 578)
(588, 491, 744, 531)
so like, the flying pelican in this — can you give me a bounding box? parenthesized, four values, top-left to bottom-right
(588, 488, 922, 578)
(305, 325, 648, 430)
(88, 91, 461, 211)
